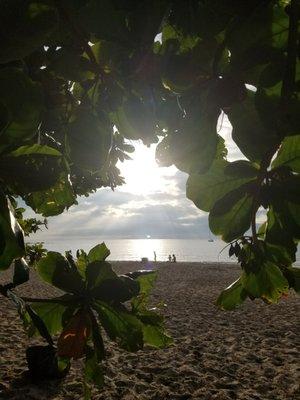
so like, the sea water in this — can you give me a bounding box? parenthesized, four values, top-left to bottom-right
(29, 238, 300, 264)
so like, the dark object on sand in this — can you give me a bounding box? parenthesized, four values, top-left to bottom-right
(26, 345, 69, 381)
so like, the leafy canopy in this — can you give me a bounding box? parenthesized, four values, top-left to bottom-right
(0, 0, 299, 393)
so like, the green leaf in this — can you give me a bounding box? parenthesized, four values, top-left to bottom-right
(26, 305, 53, 345)
(84, 346, 104, 388)
(37, 252, 84, 294)
(156, 110, 220, 174)
(24, 174, 76, 217)
(0, 68, 44, 151)
(8, 144, 61, 157)
(216, 278, 248, 310)
(283, 267, 300, 294)
(288, 202, 300, 228)
(209, 186, 254, 242)
(226, 3, 273, 55)
(265, 242, 294, 267)
(90, 320, 105, 362)
(67, 109, 111, 171)
(0, 146, 64, 195)
(187, 160, 255, 212)
(88, 243, 110, 263)
(135, 271, 158, 299)
(142, 324, 173, 348)
(13, 258, 29, 286)
(126, 270, 158, 310)
(0, 195, 25, 271)
(94, 301, 143, 352)
(272, 135, 300, 173)
(227, 93, 279, 162)
(84, 347, 104, 389)
(49, 48, 94, 82)
(113, 96, 157, 145)
(241, 261, 289, 303)
(79, 0, 130, 44)
(0, 2, 58, 63)
(90, 275, 140, 303)
(30, 300, 68, 336)
(256, 80, 300, 136)
(86, 261, 117, 290)
(224, 160, 259, 178)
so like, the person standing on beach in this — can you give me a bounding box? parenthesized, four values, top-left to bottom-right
(153, 251, 157, 262)
(168, 254, 172, 262)
(172, 254, 177, 263)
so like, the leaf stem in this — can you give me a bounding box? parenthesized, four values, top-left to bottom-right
(251, 205, 259, 244)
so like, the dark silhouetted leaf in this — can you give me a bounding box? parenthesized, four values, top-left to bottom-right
(88, 243, 110, 263)
(283, 267, 300, 293)
(26, 305, 53, 345)
(241, 261, 289, 303)
(37, 252, 84, 294)
(94, 301, 143, 352)
(209, 186, 254, 242)
(0, 68, 43, 152)
(13, 258, 29, 286)
(0, 194, 25, 271)
(0, 2, 58, 63)
(84, 346, 104, 388)
(272, 135, 300, 173)
(24, 174, 76, 217)
(90, 275, 139, 303)
(187, 160, 255, 212)
(30, 299, 69, 336)
(26, 345, 69, 381)
(86, 261, 117, 290)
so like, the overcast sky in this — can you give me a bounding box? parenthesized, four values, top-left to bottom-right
(27, 115, 247, 244)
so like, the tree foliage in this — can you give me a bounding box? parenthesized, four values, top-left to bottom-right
(0, 0, 299, 393)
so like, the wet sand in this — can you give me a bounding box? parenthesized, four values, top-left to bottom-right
(0, 262, 299, 399)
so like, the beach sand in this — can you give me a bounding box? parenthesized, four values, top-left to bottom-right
(0, 262, 299, 400)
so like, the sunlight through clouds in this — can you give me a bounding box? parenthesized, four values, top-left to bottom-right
(28, 121, 246, 244)
(117, 140, 178, 196)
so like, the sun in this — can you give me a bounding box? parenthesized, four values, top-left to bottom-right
(117, 140, 177, 195)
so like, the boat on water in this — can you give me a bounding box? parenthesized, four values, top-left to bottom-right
(208, 239, 214, 242)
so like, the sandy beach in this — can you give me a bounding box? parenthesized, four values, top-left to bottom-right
(0, 262, 299, 400)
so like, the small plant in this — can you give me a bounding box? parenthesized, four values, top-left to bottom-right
(26, 242, 48, 267)
(0, 242, 171, 396)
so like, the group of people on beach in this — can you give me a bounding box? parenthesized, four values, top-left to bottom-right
(153, 251, 177, 263)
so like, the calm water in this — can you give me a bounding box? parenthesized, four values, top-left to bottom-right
(30, 238, 299, 264)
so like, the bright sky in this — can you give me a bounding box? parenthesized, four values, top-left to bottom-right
(118, 142, 178, 196)
(29, 114, 252, 244)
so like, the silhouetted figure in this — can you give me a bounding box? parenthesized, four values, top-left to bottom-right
(172, 254, 177, 263)
(168, 254, 172, 262)
(153, 251, 157, 262)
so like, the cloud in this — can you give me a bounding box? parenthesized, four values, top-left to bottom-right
(27, 122, 246, 245)
(29, 169, 207, 242)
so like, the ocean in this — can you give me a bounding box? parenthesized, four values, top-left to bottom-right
(31, 238, 300, 264)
